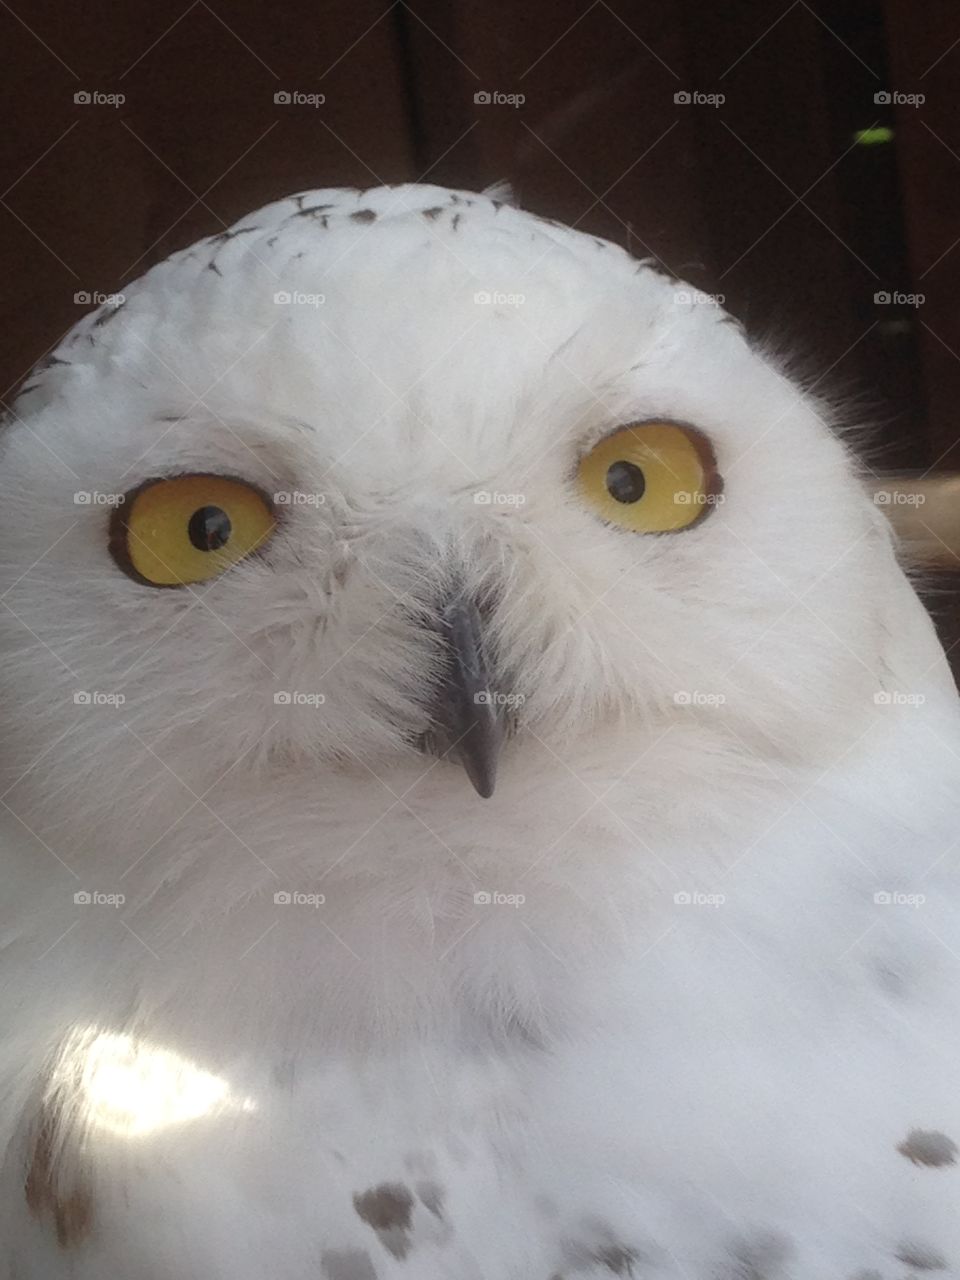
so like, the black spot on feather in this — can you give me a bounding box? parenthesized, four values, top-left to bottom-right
(208, 225, 260, 245)
(898, 1130, 958, 1167)
(353, 1182, 415, 1260)
(93, 300, 126, 327)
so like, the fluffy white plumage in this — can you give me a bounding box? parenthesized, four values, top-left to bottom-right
(0, 183, 958, 1279)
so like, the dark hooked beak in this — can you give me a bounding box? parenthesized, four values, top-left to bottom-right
(426, 592, 506, 799)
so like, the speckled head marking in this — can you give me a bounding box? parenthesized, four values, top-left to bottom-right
(562, 1220, 643, 1277)
(896, 1240, 948, 1271)
(353, 1182, 415, 1259)
(897, 1130, 959, 1167)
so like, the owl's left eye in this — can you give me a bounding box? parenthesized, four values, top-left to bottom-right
(109, 474, 276, 587)
(577, 421, 722, 533)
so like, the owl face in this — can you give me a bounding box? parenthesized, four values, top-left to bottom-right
(0, 186, 889, 863)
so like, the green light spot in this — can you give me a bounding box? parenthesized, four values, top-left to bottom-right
(854, 126, 894, 146)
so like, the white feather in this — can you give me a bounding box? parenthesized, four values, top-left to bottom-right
(0, 183, 957, 1278)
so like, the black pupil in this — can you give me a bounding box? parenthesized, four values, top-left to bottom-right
(188, 506, 232, 552)
(605, 460, 646, 504)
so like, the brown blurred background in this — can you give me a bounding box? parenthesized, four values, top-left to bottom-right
(1, 0, 959, 649)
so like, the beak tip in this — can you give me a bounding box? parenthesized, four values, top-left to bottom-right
(456, 745, 498, 799)
(428, 591, 508, 800)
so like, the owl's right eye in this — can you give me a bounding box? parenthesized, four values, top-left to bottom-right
(576, 421, 722, 533)
(109, 474, 276, 587)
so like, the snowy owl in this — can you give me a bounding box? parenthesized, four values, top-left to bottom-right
(0, 183, 958, 1280)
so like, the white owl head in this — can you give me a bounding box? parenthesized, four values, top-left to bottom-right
(0, 185, 907, 872)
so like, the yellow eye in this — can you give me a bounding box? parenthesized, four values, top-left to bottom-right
(110, 475, 276, 587)
(576, 422, 722, 533)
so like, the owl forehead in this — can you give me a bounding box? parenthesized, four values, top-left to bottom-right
(15, 186, 764, 490)
(156, 210, 670, 392)
(19, 187, 686, 413)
